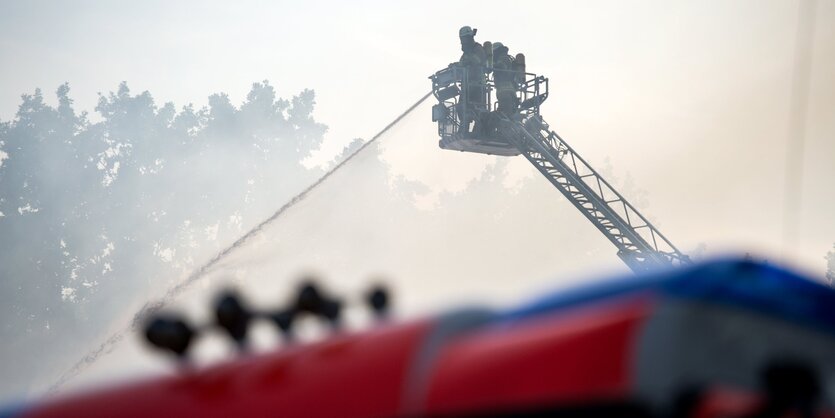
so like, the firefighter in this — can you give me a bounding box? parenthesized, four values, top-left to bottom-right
(483, 41, 494, 71)
(492, 42, 519, 116)
(512, 53, 526, 84)
(455, 26, 486, 135)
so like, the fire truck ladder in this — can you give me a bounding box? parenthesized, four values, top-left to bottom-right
(429, 66, 691, 273)
(497, 114, 690, 272)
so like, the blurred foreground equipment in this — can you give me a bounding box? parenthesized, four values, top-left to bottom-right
(143, 316, 194, 359)
(10, 259, 835, 418)
(143, 281, 380, 357)
(430, 64, 691, 273)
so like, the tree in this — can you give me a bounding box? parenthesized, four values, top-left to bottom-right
(0, 80, 329, 396)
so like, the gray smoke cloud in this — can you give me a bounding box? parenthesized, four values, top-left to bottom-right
(44, 92, 433, 392)
(0, 81, 338, 399)
(31, 90, 666, 397)
(3, 2, 835, 399)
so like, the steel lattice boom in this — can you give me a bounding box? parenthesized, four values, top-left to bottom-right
(497, 114, 690, 272)
(430, 66, 691, 272)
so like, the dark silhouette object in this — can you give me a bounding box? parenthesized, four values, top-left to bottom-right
(483, 41, 494, 70)
(296, 281, 325, 314)
(144, 316, 195, 358)
(513, 53, 526, 85)
(267, 280, 343, 336)
(752, 360, 820, 418)
(492, 42, 518, 116)
(270, 309, 296, 338)
(294, 280, 342, 328)
(366, 285, 390, 318)
(214, 290, 252, 349)
(455, 25, 487, 135)
(320, 299, 342, 328)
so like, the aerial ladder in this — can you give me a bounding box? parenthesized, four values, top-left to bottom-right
(430, 65, 691, 273)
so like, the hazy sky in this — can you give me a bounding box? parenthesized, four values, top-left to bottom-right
(0, 1, 823, 157)
(1, 0, 833, 266)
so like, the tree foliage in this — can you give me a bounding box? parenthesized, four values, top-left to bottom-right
(0, 81, 327, 391)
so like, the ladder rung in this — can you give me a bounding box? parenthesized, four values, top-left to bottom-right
(505, 117, 691, 273)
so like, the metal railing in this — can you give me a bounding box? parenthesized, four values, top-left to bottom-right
(429, 66, 549, 141)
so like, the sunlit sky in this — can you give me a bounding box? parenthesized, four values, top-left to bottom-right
(1, 0, 833, 269)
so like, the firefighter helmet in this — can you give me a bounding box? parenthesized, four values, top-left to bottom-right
(459, 26, 477, 38)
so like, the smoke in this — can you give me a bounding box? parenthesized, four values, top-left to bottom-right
(3, 0, 835, 403)
(40, 88, 654, 395)
(0, 81, 339, 398)
(44, 92, 433, 392)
